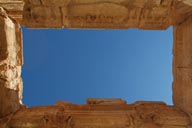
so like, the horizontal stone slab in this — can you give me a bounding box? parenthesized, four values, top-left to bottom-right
(21, 0, 192, 29)
(1, 0, 192, 29)
(0, 100, 190, 128)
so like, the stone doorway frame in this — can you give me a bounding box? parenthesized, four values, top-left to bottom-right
(1, 0, 192, 127)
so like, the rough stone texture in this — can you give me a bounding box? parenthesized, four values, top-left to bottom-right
(0, 99, 191, 128)
(0, 0, 191, 29)
(22, 0, 192, 29)
(173, 16, 192, 118)
(1, 1, 192, 128)
(0, 0, 24, 22)
(181, 0, 192, 6)
(0, 8, 23, 118)
(174, 1, 192, 25)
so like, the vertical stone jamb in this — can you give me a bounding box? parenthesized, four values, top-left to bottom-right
(173, 16, 192, 117)
(0, 7, 23, 118)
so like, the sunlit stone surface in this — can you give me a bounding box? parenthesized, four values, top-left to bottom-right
(0, 7, 23, 117)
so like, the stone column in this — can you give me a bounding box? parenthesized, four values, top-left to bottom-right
(173, 16, 192, 117)
(0, 7, 23, 118)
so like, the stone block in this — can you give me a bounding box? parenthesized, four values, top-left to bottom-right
(63, 3, 128, 28)
(0, 84, 20, 118)
(24, 6, 62, 28)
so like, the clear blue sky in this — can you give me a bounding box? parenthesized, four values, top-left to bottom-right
(21, 27, 173, 106)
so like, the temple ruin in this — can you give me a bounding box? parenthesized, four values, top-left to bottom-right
(1, 0, 192, 127)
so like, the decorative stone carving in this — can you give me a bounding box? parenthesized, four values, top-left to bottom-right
(22, 0, 192, 29)
(0, 99, 191, 128)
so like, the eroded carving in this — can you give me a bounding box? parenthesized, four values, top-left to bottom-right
(44, 111, 73, 128)
(22, 0, 192, 29)
(0, 100, 190, 128)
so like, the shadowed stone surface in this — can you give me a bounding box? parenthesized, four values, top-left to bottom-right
(173, 16, 192, 118)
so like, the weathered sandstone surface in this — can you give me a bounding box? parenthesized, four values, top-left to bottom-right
(0, 0, 192, 128)
(0, 0, 24, 22)
(0, 99, 191, 128)
(0, 0, 192, 29)
(22, 0, 192, 29)
(0, 7, 23, 118)
(173, 16, 192, 118)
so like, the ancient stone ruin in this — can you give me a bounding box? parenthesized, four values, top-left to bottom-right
(1, 0, 192, 127)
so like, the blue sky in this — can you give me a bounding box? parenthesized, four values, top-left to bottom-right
(21, 27, 173, 106)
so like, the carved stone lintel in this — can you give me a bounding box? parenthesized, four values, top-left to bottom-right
(0, 100, 190, 128)
(22, 0, 192, 29)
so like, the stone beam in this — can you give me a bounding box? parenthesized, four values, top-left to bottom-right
(1, 0, 192, 29)
(23, 0, 175, 29)
(0, 8, 23, 118)
(22, 0, 192, 29)
(0, 99, 191, 128)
